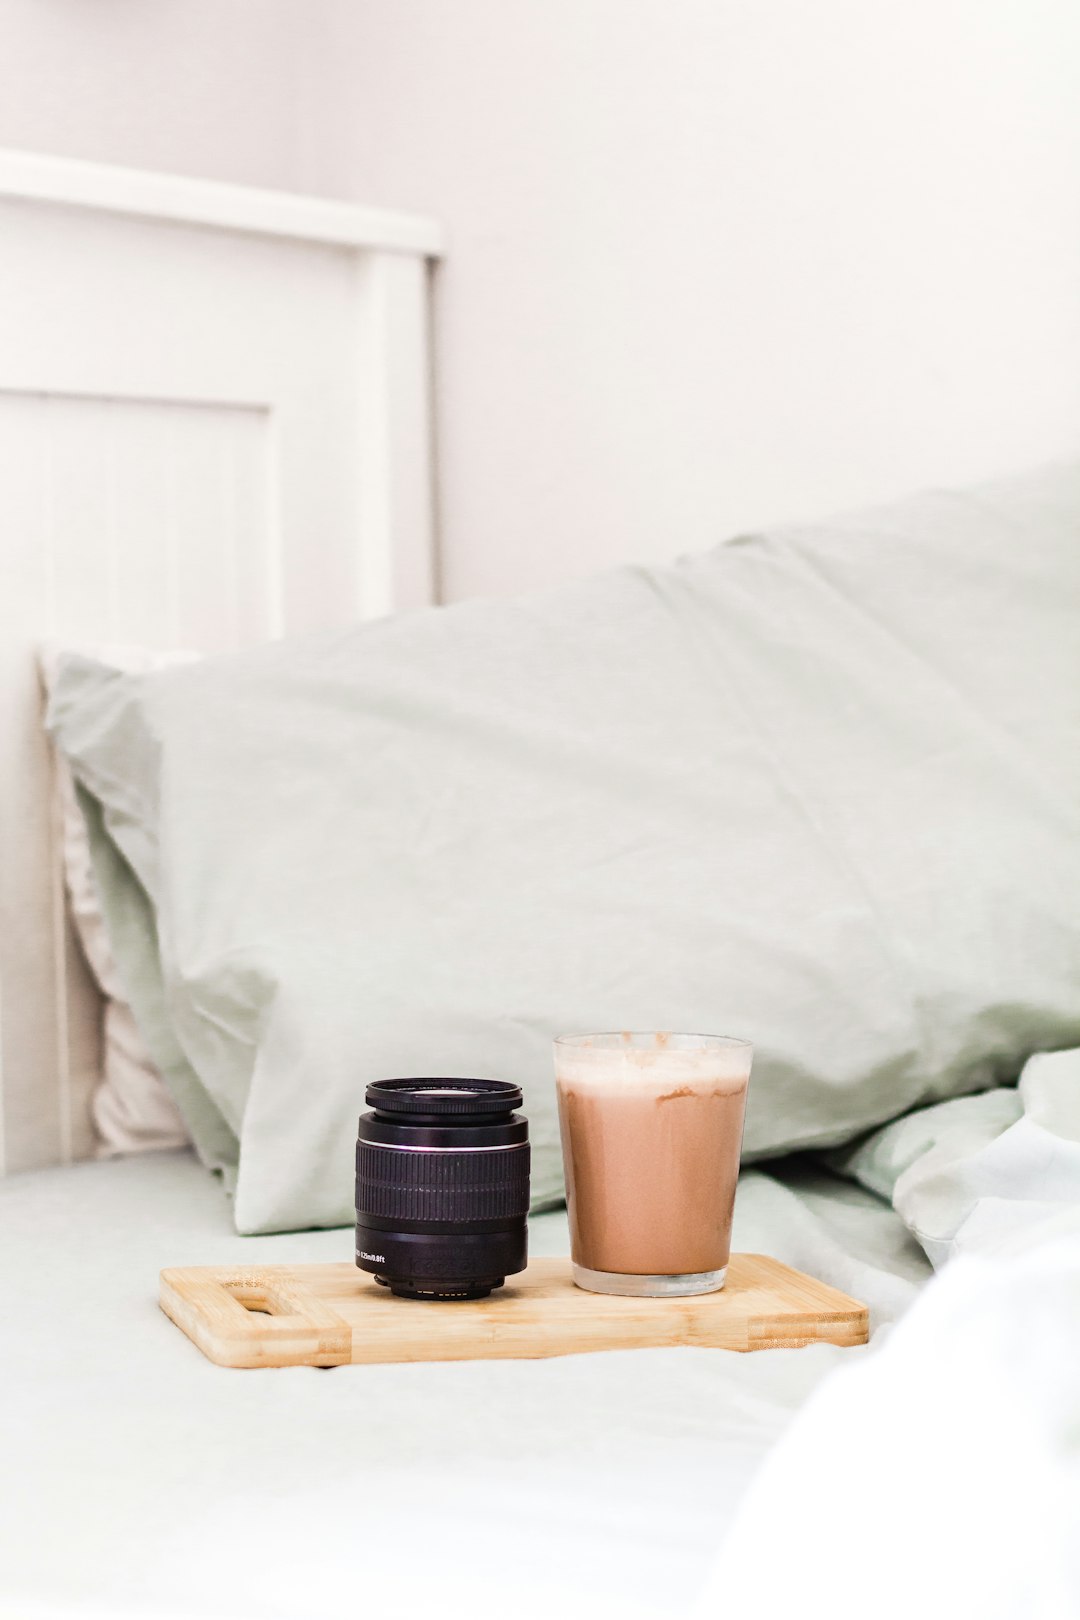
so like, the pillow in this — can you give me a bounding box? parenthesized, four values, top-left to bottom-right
(40, 643, 197, 1156)
(47, 462, 1080, 1233)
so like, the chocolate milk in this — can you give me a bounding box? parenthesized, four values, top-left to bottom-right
(555, 1038, 750, 1278)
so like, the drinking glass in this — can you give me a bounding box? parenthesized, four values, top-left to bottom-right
(553, 1031, 752, 1297)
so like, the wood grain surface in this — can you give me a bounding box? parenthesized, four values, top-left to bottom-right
(160, 1254, 869, 1368)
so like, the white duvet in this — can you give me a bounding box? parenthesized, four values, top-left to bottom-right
(701, 1046, 1080, 1620)
(699, 1232, 1080, 1620)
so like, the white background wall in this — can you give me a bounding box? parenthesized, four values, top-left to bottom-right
(1, 0, 1078, 601)
(0, 0, 322, 190)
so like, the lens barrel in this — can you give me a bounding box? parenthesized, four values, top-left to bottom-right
(356, 1078, 530, 1300)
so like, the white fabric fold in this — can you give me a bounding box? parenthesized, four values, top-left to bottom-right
(697, 1229, 1080, 1620)
(833, 1046, 1080, 1265)
(702, 1049, 1080, 1619)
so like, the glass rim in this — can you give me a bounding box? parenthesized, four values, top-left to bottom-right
(553, 1030, 752, 1053)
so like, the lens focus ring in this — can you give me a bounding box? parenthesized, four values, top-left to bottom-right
(356, 1140, 531, 1224)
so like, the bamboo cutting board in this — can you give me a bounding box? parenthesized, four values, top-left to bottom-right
(160, 1255, 868, 1368)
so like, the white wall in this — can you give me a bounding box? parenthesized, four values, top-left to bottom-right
(309, 0, 1080, 599)
(0, 0, 325, 189)
(1, 0, 1078, 602)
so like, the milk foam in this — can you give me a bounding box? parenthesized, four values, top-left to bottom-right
(554, 1041, 751, 1095)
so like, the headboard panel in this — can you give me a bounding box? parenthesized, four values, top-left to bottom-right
(0, 150, 443, 1174)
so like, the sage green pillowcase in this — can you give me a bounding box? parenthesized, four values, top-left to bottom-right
(49, 462, 1080, 1233)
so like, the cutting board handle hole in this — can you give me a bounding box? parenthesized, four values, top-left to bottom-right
(225, 1282, 280, 1317)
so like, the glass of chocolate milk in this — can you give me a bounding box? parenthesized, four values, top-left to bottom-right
(554, 1032, 752, 1297)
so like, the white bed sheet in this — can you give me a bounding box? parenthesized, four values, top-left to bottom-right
(0, 1152, 929, 1620)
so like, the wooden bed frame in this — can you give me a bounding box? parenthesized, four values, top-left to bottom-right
(0, 149, 443, 1175)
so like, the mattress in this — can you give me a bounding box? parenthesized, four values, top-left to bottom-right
(0, 1151, 929, 1620)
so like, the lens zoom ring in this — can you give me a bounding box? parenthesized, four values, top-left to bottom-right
(356, 1143, 531, 1222)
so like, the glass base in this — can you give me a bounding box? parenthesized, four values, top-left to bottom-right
(571, 1263, 727, 1298)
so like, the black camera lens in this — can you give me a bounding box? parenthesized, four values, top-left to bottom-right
(355, 1078, 530, 1300)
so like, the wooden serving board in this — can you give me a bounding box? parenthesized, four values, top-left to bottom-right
(160, 1255, 868, 1368)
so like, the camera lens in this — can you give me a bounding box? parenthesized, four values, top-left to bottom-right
(355, 1078, 530, 1300)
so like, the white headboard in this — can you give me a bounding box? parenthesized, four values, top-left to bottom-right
(0, 149, 443, 1175)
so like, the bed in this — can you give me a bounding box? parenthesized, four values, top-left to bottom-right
(2, 150, 1079, 1620)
